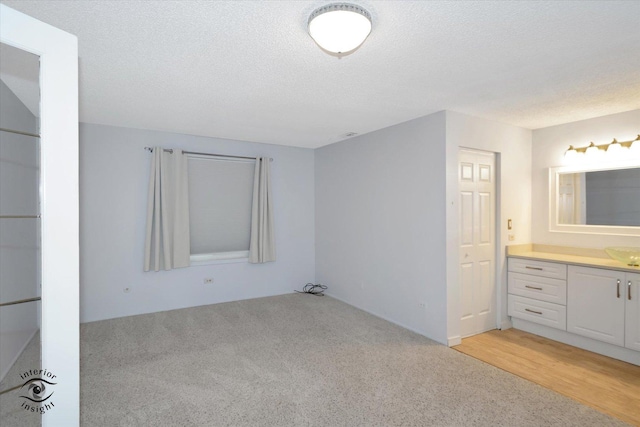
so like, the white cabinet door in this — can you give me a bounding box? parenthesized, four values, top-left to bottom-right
(567, 266, 625, 346)
(626, 273, 640, 351)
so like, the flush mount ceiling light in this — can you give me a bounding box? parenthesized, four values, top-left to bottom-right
(308, 3, 372, 55)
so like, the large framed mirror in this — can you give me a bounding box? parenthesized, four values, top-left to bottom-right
(549, 161, 640, 236)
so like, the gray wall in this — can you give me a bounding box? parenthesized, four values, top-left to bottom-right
(80, 123, 315, 322)
(315, 110, 533, 345)
(0, 79, 39, 380)
(315, 111, 448, 343)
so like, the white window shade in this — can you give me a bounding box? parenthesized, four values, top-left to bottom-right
(188, 157, 255, 256)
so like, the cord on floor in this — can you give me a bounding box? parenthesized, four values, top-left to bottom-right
(295, 283, 328, 296)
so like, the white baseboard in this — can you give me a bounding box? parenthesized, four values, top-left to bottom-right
(447, 336, 462, 346)
(512, 318, 640, 366)
(500, 319, 513, 330)
(324, 292, 446, 345)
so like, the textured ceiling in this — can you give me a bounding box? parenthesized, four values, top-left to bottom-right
(1, 0, 639, 148)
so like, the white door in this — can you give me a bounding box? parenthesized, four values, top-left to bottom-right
(567, 266, 625, 346)
(459, 149, 496, 338)
(625, 273, 640, 351)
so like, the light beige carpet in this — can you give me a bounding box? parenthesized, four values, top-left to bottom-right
(2, 294, 628, 426)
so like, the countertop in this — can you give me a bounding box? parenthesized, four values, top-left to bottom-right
(507, 244, 640, 274)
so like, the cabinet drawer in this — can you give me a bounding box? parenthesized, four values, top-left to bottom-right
(508, 258, 567, 280)
(508, 294, 567, 330)
(508, 272, 567, 305)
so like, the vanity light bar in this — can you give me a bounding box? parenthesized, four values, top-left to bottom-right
(565, 135, 640, 156)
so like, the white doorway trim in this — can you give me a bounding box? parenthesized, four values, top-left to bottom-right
(1, 5, 79, 425)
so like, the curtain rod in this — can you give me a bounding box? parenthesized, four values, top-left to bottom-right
(144, 147, 272, 161)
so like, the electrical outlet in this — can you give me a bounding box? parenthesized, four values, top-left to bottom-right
(419, 301, 426, 309)
(203, 278, 214, 284)
(123, 287, 131, 293)
(508, 234, 515, 241)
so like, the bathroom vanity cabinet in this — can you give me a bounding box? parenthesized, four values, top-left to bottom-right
(507, 253, 640, 364)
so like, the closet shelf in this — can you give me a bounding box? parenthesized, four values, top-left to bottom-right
(0, 296, 41, 307)
(0, 215, 41, 219)
(0, 127, 40, 138)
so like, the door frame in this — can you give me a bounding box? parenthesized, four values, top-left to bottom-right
(1, 5, 79, 425)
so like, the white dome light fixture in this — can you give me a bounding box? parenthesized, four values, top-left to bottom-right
(308, 3, 372, 56)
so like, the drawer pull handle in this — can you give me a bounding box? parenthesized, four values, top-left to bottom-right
(525, 308, 543, 315)
(629, 281, 632, 301)
(525, 266, 543, 271)
(525, 285, 543, 291)
(617, 279, 621, 298)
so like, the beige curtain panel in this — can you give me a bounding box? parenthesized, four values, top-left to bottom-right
(144, 147, 191, 271)
(249, 157, 276, 263)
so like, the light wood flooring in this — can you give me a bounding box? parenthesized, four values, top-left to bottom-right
(453, 329, 640, 426)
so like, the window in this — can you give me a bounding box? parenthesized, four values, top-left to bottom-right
(187, 155, 255, 264)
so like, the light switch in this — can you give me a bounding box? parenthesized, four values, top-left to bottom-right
(507, 219, 513, 230)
